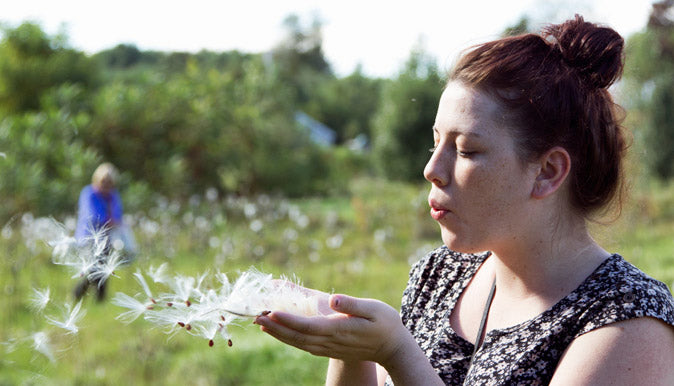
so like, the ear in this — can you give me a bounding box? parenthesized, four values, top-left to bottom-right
(531, 146, 571, 199)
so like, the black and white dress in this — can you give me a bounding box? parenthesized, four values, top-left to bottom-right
(396, 246, 674, 385)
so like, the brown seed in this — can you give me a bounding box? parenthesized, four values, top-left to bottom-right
(220, 315, 226, 321)
(227, 339, 233, 347)
(178, 322, 185, 327)
(209, 339, 214, 347)
(146, 305, 154, 310)
(186, 324, 192, 331)
(151, 298, 157, 304)
(167, 302, 173, 307)
(186, 300, 191, 307)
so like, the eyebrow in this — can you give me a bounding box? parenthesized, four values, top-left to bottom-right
(433, 126, 483, 138)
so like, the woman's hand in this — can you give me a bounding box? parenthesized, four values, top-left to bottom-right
(255, 289, 445, 385)
(254, 292, 409, 368)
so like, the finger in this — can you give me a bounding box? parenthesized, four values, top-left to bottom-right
(265, 311, 347, 336)
(269, 281, 333, 315)
(255, 315, 329, 354)
(329, 294, 385, 320)
(256, 315, 369, 359)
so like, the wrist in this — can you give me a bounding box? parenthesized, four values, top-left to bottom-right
(379, 330, 442, 386)
(327, 358, 377, 386)
(378, 329, 417, 371)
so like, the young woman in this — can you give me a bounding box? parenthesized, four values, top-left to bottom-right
(255, 16, 674, 385)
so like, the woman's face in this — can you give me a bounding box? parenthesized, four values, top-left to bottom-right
(424, 82, 540, 253)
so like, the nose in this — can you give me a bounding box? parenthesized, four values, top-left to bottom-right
(424, 147, 450, 187)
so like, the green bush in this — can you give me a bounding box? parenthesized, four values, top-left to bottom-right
(83, 57, 336, 199)
(371, 47, 443, 182)
(0, 98, 100, 223)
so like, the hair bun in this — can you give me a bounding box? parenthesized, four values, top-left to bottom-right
(544, 15, 624, 89)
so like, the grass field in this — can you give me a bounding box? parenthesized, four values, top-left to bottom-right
(1, 178, 672, 385)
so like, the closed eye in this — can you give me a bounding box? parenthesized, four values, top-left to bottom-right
(429, 146, 476, 157)
(457, 150, 476, 157)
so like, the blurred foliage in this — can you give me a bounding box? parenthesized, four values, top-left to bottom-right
(502, 16, 531, 36)
(371, 45, 443, 182)
(2, 8, 673, 224)
(0, 21, 99, 114)
(0, 85, 101, 221)
(272, 14, 333, 104)
(624, 0, 674, 180)
(0, 20, 375, 222)
(304, 66, 383, 143)
(84, 56, 330, 198)
(0, 18, 434, 223)
(94, 44, 256, 76)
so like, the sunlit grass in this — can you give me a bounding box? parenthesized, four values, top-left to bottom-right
(592, 179, 674, 286)
(1, 177, 671, 385)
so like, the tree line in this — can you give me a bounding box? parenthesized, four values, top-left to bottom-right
(1, 7, 672, 223)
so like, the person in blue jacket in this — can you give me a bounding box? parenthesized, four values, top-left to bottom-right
(74, 162, 127, 301)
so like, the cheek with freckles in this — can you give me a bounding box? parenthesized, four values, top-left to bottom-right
(446, 158, 531, 250)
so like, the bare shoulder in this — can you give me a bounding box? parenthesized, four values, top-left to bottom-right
(550, 317, 674, 385)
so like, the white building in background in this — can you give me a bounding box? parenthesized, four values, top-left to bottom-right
(294, 111, 336, 146)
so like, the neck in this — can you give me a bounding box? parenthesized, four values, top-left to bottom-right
(488, 214, 609, 299)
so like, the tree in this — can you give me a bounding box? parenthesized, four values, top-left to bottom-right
(503, 16, 531, 37)
(0, 85, 101, 222)
(84, 55, 331, 198)
(648, 83, 674, 178)
(371, 44, 442, 181)
(0, 22, 98, 114)
(271, 14, 333, 104)
(95, 43, 142, 68)
(304, 65, 382, 143)
(624, 0, 674, 180)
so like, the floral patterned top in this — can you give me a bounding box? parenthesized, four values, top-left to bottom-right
(396, 246, 674, 385)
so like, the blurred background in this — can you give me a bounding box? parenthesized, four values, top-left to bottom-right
(1, 0, 673, 385)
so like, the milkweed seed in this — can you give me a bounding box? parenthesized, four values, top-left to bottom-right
(151, 298, 157, 304)
(220, 315, 226, 321)
(178, 322, 185, 327)
(186, 300, 191, 307)
(209, 339, 214, 347)
(227, 339, 233, 347)
(146, 305, 154, 310)
(167, 302, 173, 307)
(186, 324, 192, 331)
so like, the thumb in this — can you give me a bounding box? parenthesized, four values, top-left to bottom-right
(330, 294, 380, 319)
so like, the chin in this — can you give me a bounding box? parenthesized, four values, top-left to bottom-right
(440, 228, 483, 254)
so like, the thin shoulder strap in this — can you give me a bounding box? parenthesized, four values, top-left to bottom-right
(470, 278, 497, 361)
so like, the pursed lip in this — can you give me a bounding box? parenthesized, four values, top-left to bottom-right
(428, 198, 451, 221)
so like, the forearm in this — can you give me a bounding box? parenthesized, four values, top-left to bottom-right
(381, 332, 444, 386)
(326, 358, 378, 386)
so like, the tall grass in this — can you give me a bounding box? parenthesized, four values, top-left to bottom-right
(0, 178, 436, 385)
(1, 178, 671, 385)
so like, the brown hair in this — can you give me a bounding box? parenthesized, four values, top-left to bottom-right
(450, 15, 627, 217)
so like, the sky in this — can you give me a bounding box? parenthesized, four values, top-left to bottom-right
(2, 0, 656, 78)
